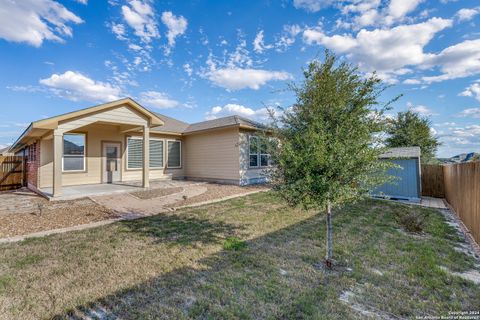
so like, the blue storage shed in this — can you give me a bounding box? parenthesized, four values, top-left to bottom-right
(373, 147, 422, 202)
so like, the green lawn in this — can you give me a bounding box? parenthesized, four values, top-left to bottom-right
(0, 192, 479, 319)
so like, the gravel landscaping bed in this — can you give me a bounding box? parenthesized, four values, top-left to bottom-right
(130, 187, 183, 200)
(171, 184, 267, 207)
(0, 199, 118, 238)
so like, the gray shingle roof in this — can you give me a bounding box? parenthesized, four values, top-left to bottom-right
(379, 147, 421, 159)
(184, 115, 266, 133)
(151, 113, 266, 134)
(152, 113, 189, 133)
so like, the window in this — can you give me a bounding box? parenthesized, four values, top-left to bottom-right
(127, 137, 164, 169)
(249, 136, 259, 167)
(150, 139, 164, 168)
(127, 138, 143, 169)
(27, 143, 37, 163)
(249, 135, 270, 167)
(63, 133, 85, 171)
(260, 139, 269, 167)
(167, 140, 181, 168)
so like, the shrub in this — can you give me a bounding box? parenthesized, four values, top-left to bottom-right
(223, 237, 247, 251)
(396, 210, 430, 233)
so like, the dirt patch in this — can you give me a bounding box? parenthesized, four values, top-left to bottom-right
(130, 187, 183, 200)
(0, 198, 118, 238)
(170, 184, 267, 207)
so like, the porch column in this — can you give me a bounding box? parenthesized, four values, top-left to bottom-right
(142, 125, 150, 188)
(53, 130, 63, 197)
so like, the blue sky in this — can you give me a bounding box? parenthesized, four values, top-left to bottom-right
(0, 0, 479, 157)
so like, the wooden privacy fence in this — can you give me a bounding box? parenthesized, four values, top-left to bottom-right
(421, 164, 445, 198)
(0, 156, 25, 191)
(443, 162, 480, 245)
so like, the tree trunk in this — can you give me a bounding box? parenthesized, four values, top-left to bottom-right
(325, 202, 333, 268)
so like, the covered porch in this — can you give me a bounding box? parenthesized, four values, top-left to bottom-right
(24, 99, 168, 199)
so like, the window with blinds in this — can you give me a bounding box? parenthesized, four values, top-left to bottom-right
(150, 139, 164, 168)
(127, 138, 143, 169)
(127, 138, 164, 169)
(167, 141, 181, 168)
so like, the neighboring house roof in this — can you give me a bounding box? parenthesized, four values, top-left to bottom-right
(379, 147, 421, 159)
(0, 147, 9, 155)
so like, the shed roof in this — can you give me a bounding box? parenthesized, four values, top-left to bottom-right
(379, 147, 421, 159)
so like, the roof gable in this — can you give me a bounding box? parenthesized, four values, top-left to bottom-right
(33, 98, 164, 130)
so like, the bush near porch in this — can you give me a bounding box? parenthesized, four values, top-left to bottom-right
(0, 192, 479, 319)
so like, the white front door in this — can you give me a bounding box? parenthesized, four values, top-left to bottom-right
(103, 143, 121, 183)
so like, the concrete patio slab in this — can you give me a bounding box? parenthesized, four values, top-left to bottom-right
(38, 179, 199, 201)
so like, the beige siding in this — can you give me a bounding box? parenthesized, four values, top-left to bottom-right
(39, 123, 183, 188)
(39, 138, 53, 188)
(184, 128, 240, 182)
(57, 105, 148, 133)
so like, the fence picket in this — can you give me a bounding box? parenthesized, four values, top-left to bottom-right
(0, 156, 25, 191)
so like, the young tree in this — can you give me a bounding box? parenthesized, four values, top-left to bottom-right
(385, 111, 440, 163)
(267, 52, 395, 268)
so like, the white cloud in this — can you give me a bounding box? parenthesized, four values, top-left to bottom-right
(0, 0, 83, 47)
(39, 71, 122, 102)
(303, 17, 452, 81)
(111, 23, 127, 40)
(183, 63, 193, 76)
(161, 11, 188, 50)
(139, 91, 179, 109)
(205, 103, 270, 121)
(460, 82, 480, 101)
(121, 0, 159, 43)
(275, 24, 302, 51)
(421, 39, 480, 83)
(293, 0, 334, 12)
(336, 0, 423, 29)
(203, 67, 292, 91)
(128, 43, 143, 51)
(75, 0, 88, 4)
(407, 102, 437, 116)
(456, 7, 480, 22)
(253, 30, 273, 53)
(457, 108, 480, 118)
(386, 0, 423, 23)
(201, 32, 292, 90)
(403, 78, 421, 84)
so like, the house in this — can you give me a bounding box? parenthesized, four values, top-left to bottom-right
(7, 98, 270, 198)
(373, 146, 422, 202)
